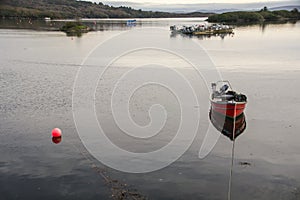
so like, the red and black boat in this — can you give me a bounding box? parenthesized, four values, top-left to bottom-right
(210, 81, 247, 118)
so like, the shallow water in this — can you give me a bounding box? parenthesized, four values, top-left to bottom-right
(1, 19, 300, 200)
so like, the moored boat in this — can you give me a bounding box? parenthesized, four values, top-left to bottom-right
(170, 23, 234, 36)
(210, 81, 247, 118)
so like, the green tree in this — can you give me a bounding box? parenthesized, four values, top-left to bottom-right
(291, 8, 299, 13)
(263, 6, 268, 12)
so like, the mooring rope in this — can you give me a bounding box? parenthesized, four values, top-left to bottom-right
(228, 103, 237, 200)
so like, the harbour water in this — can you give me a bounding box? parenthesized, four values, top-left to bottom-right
(1, 18, 300, 199)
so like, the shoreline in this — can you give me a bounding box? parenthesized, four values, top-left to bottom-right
(0, 18, 298, 32)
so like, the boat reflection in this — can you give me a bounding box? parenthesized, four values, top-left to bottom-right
(209, 109, 246, 141)
(170, 31, 234, 40)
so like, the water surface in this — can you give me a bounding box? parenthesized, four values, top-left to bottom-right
(1, 19, 300, 200)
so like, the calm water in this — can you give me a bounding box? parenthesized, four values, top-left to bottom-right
(1, 19, 300, 200)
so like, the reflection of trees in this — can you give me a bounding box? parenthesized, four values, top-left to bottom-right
(0, 18, 144, 33)
(260, 23, 267, 33)
(259, 20, 298, 33)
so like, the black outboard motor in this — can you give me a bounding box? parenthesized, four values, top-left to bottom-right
(234, 94, 247, 102)
(220, 84, 229, 94)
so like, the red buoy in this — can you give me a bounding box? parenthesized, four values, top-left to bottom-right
(52, 128, 62, 137)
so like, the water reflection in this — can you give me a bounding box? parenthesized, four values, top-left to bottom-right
(170, 31, 234, 40)
(52, 136, 62, 144)
(0, 19, 142, 32)
(0, 18, 61, 31)
(1, 18, 297, 38)
(209, 109, 246, 141)
(0, 19, 299, 199)
(259, 20, 298, 33)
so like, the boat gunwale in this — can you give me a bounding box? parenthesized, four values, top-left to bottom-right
(210, 100, 247, 105)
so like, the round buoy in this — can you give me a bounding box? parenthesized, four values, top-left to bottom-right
(52, 128, 62, 137)
(52, 136, 62, 144)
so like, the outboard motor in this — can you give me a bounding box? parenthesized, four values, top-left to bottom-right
(220, 84, 229, 94)
(234, 94, 247, 102)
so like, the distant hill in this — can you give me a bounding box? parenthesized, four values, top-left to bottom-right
(0, 0, 211, 19)
(105, 1, 300, 14)
(196, 5, 300, 14)
(269, 5, 300, 11)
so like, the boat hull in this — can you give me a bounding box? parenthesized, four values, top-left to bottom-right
(211, 101, 246, 118)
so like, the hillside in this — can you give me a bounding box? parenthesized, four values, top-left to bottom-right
(0, 0, 211, 19)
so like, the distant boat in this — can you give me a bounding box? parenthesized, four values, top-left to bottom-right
(210, 81, 247, 118)
(44, 17, 51, 21)
(126, 19, 136, 26)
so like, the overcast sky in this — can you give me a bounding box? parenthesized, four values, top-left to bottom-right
(98, 0, 287, 4)
(84, 0, 300, 12)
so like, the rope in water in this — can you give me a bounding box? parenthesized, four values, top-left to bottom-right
(227, 103, 237, 200)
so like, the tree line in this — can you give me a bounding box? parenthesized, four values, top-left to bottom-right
(207, 7, 300, 23)
(0, 0, 211, 19)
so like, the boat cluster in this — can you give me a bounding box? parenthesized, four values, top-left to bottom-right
(170, 23, 234, 35)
